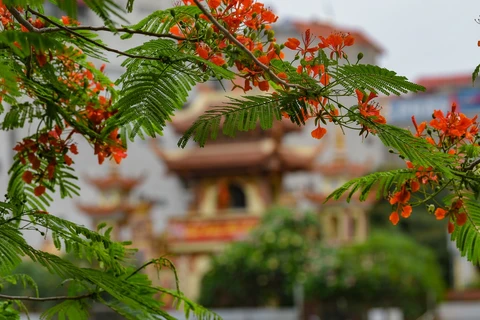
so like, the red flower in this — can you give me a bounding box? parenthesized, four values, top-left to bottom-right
(208, 0, 221, 9)
(318, 32, 355, 59)
(36, 53, 47, 67)
(34, 185, 46, 197)
(435, 208, 447, 220)
(389, 187, 410, 205)
(61, 16, 71, 25)
(112, 147, 127, 164)
(448, 221, 455, 234)
(64, 154, 73, 166)
(410, 180, 420, 193)
(70, 144, 78, 154)
(411, 115, 426, 137)
(389, 212, 400, 225)
(311, 126, 327, 139)
(456, 212, 467, 226)
(210, 55, 225, 66)
(284, 38, 300, 50)
(258, 80, 269, 91)
(22, 171, 33, 184)
(196, 44, 209, 59)
(401, 205, 412, 218)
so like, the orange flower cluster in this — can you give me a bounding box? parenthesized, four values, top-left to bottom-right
(406, 103, 478, 232)
(1, 9, 128, 196)
(355, 89, 386, 133)
(318, 32, 355, 59)
(389, 181, 415, 225)
(175, 0, 280, 92)
(0, 4, 15, 29)
(14, 126, 78, 197)
(282, 95, 338, 140)
(413, 102, 478, 151)
(290, 30, 331, 86)
(434, 199, 467, 234)
(388, 161, 437, 226)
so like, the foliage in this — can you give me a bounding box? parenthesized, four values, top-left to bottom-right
(367, 186, 452, 286)
(199, 208, 319, 308)
(0, 199, 219, 320)
(1, 260, 66, 312)
(305, 232, 445, 320)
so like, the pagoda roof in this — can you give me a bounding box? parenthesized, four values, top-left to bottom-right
(293, 21, 383, 54)
(170, 92, 301, 134)
(85, 170, 143, 192)
(152, 138, 323, 176)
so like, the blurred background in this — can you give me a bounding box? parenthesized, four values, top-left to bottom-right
(1, 0, 480, 319)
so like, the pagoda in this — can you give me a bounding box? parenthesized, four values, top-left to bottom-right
(304, 126, 375, 245)
(152, 88, 322, 300)
(76, 164, 156, 262)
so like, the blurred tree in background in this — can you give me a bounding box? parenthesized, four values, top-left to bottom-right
(199, 208, 445, 320)
(198, 207, 320, 307)
(1, 261, 65, 312)
(305, 232, 445, 320)
(368, 194, 452, 286)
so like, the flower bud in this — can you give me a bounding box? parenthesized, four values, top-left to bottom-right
(357, 52, 364, 61)
(205, 27, 213, 39)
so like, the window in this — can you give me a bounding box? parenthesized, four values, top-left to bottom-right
(347, 215, 357, 241)
(329, 215, 339, 240)
(228, 183, 246, 209)
(217, 181, 247, 211)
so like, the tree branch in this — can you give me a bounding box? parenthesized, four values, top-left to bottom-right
(6, 7, 183, 62)
(0, 292, 95, 302)
(467, 158, 480, 171)
(191, 0, 305, 91)
(27, 9, 162, 61)
(6, 6, 38, 32)
(8, 6, 189, 41)
(40, 25, 190, 42)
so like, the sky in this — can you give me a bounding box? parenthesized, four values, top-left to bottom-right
(264, 0, 480, 82)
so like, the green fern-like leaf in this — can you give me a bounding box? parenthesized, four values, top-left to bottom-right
(41, 300, 90, 320)
(125, 6, 202, 37)
(178, 93, 307, 147)
(473, 63, 480, 84)
(107, 39, 234, 141)
(326, 169, 416, 203)
(1, 274, 39, 298)
(48, 0, 126, 28)
(367, 122, 456, 178)
(331, 64, 425, 95)
(451, 196, 480, 264)
(109, 62, 199, 141)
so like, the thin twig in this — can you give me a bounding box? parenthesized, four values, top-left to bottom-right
(191, 0, 306, 91)
(7, 7, 176, 62)
(0, 292, 94, 302)
(27, 9, 162, 61)
(466, 158, 480, 171)
(7, 6, 37, 32)
(40, 25, 191, 42)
